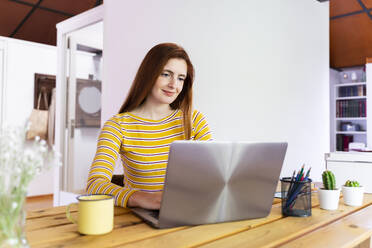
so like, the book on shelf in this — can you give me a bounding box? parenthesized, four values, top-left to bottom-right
(338, 85, 366, 97)
(336, 99, 366, 118)
(336, 134, 354, 151)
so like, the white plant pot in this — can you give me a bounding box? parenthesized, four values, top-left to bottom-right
(342, 186, 364, 206)
(318, 188, 340, 210)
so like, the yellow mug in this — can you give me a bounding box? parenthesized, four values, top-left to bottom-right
(66, 194, 114, 235)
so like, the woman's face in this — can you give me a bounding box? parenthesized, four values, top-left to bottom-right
(148, 58, 187, 106)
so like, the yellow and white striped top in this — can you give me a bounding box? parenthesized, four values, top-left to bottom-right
(86, 109, 212, 207)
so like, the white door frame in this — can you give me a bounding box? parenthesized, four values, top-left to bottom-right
(0, 39, 8, 128)
(55, 5, 103, 206)
(0, 43, 4, 128)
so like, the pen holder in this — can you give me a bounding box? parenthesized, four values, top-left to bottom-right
(280, 177, 312, 217)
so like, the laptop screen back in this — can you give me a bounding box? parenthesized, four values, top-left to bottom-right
(157, 141, 288, 228)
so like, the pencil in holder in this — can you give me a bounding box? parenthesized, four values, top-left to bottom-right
(280, 177, 312, 217)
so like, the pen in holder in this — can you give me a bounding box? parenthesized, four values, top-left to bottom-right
(281, 177, 312, 217)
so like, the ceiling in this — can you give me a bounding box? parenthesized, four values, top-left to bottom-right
(0, 0, 102, 46)
(0, 0, 370, 69)
(331, 0, 372, 68)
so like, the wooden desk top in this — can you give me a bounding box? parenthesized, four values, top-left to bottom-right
(26, 194, 372, 248)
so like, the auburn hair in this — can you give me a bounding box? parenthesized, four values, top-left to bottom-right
(118, 43, 194, 139)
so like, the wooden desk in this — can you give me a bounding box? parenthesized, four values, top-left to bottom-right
(26, 194, 372, 248)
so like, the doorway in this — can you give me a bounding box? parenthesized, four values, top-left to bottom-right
(55, 6, 103, 206)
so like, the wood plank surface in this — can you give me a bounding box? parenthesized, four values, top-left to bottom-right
(27, 198, 278, 220)
(26, 199, 280, 239)
(26, 207, 131, 232)
(356, 238, 372, 248)
(35, 225, 188, 248)
(113, 206, 283, 248)
(108, 195, 319, 247)
(25, 195, 312, 248)
(279, 204, 372, 248)
(27, 205, 133, 246)
(26, 212, 78, 232)
(26, 193, 372, 248)
(273, 198, 281, 204)
(27, 205, 78, 219)
(27, 205, 129, 219)
(197, 194, 372, 248)
(26, 194, 53, 211)
(26, 198, 288, 247)
(106, 195, 317, 248)
(27, 213, 142, 247)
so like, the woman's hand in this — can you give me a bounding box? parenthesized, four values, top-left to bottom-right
(128, 191, 163, 210)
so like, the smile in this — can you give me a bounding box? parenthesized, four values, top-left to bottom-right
(162, 90, 175, 97)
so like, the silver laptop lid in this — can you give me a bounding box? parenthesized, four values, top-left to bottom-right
(158, 141, 287, 228)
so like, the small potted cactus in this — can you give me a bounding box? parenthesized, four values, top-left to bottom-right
(318, 170, 340, 210)
(342, 180, 364, 206)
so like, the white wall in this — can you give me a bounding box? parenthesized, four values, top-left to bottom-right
(3, 38, 57, 125)
(103, 0, 330, 181)
(0, 41, 5, 125)
(0, 36, 102, 196)
(0, 36, 57, 196)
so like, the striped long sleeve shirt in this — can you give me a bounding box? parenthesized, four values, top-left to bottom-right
(86, 109, 212, 208)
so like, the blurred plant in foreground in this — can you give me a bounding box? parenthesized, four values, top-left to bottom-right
(0, 124, 61, 248)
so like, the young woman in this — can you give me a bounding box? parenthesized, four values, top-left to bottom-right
(86, 43, 212, 209)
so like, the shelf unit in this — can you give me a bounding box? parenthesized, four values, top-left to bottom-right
(336, 96, 366, 100)
(334, 82, 366, 87)
(330, 64, 371, 152)
(335, 117, 366, 120)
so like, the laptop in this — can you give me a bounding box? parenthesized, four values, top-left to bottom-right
(131, 141, 288, 228)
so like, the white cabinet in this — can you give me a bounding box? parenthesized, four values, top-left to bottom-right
(326, 152, 372, 193)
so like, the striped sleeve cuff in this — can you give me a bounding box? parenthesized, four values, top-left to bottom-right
(86, 177, 138, 208)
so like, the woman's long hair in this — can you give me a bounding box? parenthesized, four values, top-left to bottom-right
(119, 43, 194, 140)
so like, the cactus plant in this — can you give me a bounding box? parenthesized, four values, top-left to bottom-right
(322, 170, 336, 190)
(344, 180, 360, 187)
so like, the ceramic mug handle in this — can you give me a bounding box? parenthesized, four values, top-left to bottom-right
(66, 203, 78, 224)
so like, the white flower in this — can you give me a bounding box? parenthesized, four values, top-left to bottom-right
(26, 121, 31, 131)
(40, 146, 47, 153)
(0, 124, 61, 196)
